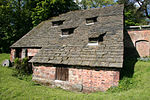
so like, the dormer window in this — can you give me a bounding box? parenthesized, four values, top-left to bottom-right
(86, 17, 98, 25)
(61, 28, 76, 37)
(88, 33, 106, 46)
(88, 37, 98, 46)
(52, 20, 64, 27)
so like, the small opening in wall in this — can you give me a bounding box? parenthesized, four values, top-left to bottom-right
(89, 37, 98, 43)
(88, 37, 98, 46)
(52, 20, 64, 27)
(86, 17, 98, 25)
(25, 49, 28, 57)
(88, 33, 106, 46)
(61, 28, 76, 36)
(15, 48, 22, 58)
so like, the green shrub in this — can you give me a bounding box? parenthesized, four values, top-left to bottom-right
(108, 77, 138, 93)
(13, 57, 32, 79)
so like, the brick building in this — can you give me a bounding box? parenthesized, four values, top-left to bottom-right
(126, 25, 150, 57)
(10, 5, 124, 92)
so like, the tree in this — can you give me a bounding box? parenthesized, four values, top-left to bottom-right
(0, 0, 14, 52)
(117, 0, 148, 26)
(75, 0, 115, 9)
(0, 0, 35, 52)
(0, 0, 80, 53)
(135, 0, 150, 19)
(31, 0, 80, 26)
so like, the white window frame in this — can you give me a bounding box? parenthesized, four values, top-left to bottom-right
(86, 22, 94, 26)
(60, 34, 69, 37)
(87, 41, 98, 46)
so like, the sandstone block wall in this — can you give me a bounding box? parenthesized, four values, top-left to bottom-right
(32, 64, 120, 92)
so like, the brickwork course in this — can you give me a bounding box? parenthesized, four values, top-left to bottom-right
(10, 4, 124, 92)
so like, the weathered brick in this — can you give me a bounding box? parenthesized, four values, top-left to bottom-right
(127, 29, 150, 57)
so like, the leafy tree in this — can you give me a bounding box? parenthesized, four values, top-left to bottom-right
(0, 0, 14, 52)
(31, 0, 80, 26)
(0, 0, 38, 53)
(75, 0, 115, 9)
(134, 0, 150, 19)
(0, 0, 79, 53)
(117, 0, 148, 26)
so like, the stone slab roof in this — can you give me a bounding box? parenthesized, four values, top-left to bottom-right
(30, 44, 123, 67)
(12, 4, 124, 68)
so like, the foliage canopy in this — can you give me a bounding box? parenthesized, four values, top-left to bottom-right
(0, 0, 79, 53)
(0, 0, 150, 53)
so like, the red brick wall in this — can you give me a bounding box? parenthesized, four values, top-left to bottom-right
(10, 48, 16, 62)
(10, 48, 40, 62)
(33, 65, 56, 80)
(32, 64, 120, 92)
(128, 30, 150, 57)
(27, 49, 40, 57)
(69, 68, 119, 92)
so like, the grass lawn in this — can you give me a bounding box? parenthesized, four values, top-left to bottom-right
(0, 53, 10, 64)
(0, 53, 150, 100)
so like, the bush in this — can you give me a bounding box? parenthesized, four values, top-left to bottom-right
(108, 77, 138, 93)
(13, 57, 32, 78)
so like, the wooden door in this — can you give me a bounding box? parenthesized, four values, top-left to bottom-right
(55, 67, 68, 81)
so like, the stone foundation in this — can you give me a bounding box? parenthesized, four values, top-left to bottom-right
(32, 64, 120, 92)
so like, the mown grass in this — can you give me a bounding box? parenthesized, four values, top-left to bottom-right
(0, 53, 10, 64)
(0, 53, 150, 100)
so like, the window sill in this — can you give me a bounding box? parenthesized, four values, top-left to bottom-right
(60, 35, 69, 37)
(86, 23, 94, 25)
(87, 42, 98, 46)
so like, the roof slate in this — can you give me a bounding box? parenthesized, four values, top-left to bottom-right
(11, 4, 124, 68)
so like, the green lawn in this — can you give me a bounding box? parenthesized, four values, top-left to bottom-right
(0, 53, 10, 64)
(0, 53, 150, 100)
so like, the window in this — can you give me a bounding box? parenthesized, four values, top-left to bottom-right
(88, 33, 106, 46)
(61, 28, 75, 36)
(86, 17, 98, 25)
(25, 49, 28, 57)
(88, 37, 98, 46)
(52, 20, 64, 27)
(55, 67, 69, 81)
(15, 48, 22, 58)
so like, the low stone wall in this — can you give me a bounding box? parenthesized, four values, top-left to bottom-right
(32, 64, 120, 92)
